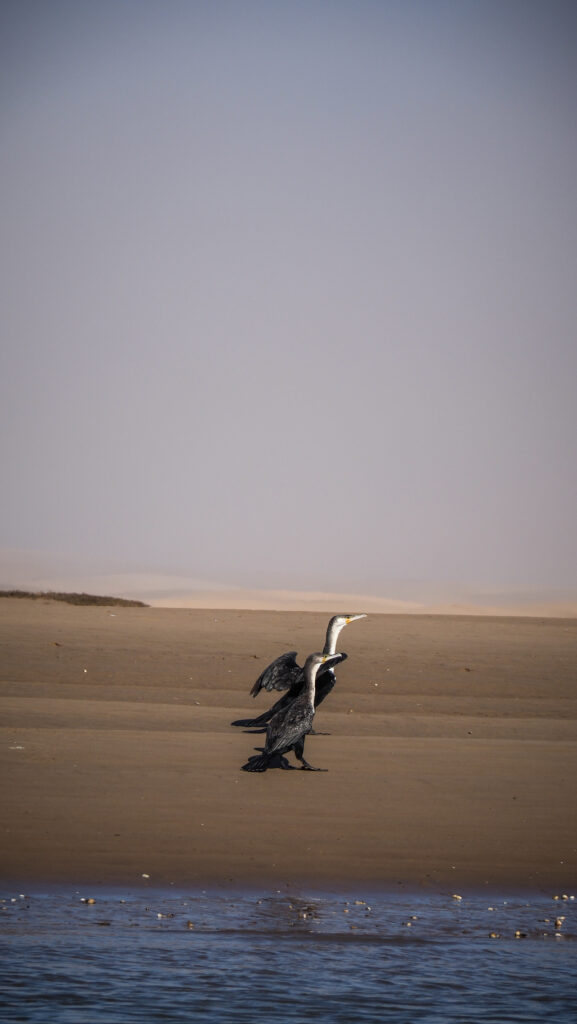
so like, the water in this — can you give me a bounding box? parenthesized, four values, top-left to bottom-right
(1, 886, 575, 1022)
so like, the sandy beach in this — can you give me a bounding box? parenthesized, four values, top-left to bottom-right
(1, 597, 576, 891)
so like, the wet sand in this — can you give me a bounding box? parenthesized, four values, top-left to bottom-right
(1, 598, 576, 891)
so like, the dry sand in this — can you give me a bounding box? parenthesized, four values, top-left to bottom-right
(1, 598, 576, 892)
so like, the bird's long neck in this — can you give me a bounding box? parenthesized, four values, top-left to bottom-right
(304, 662, 319, 706)
(323, 618, 343, 655)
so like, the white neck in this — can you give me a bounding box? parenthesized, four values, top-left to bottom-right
(305, 661, 320, 705)
(323, 618, 344, 655)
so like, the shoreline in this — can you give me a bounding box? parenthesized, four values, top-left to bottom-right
(3, 881, 571, 903)
(1, 599, 576, 891)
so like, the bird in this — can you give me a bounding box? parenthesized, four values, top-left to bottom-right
(231, 613, 366, 729)
(241, 652, 342, 772)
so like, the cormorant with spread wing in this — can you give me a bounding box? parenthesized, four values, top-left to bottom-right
(241, 651, 342, 772)
(231, 613, 366, 729)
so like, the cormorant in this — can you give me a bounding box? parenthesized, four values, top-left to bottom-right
(241, 651, 342, 772)
(231, 613, 366, 729)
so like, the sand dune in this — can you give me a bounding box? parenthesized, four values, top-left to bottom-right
(3, 550, 577, 617)
(148, 587, 577, 617)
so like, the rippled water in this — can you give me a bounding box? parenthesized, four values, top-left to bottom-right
(1, 886, 575, 1022)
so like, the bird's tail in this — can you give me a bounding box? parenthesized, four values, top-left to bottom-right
(231, 710, 273, 728)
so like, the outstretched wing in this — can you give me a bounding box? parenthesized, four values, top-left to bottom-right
(250, 651, 301, 697)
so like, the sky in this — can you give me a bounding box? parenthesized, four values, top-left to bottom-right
(1, 0, 576, 601)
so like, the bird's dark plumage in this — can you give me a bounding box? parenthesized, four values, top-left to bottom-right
(242, 652, 340, 772)
(250, 651, 300, 696)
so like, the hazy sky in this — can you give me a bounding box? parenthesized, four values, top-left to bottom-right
(1, 0, 576, 596)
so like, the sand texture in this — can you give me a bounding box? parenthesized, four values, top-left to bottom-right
(1, 598, 576, 891)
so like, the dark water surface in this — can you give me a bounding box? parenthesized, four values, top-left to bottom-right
(1, 885, 575, 1022)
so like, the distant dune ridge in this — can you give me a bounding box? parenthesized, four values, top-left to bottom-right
(147, 586, 577, 617)
(1, 549, 576, 616)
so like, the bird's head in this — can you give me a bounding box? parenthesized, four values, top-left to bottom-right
(306, 651, 342, 671)
(321, 652, 344, 666)
(330, 613, 367, 633)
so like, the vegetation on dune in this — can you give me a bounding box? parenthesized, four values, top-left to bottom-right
(0, 589, 148, 608)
